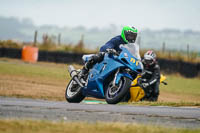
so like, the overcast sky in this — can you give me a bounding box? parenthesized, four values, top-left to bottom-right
(1, 0, 200, 30)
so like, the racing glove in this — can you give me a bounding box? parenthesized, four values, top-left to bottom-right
(106, 49, 118, 55)
(137, 78, 147, 84)
(141, 82, 149, 88)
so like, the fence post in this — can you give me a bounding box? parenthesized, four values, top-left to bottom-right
(187, 44, 189, 60)
(58, 33, 61, 46)
(34, 30, 38, 46)
(162, 42, 166, 53)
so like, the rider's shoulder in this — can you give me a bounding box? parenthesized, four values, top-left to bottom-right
(110, 35, 122, 41)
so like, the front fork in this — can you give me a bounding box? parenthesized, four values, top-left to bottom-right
(112, 68, 133, 86)
(112, 68, 120, 87)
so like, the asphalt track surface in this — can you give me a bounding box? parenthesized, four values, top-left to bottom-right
(0, 96, 200, 129)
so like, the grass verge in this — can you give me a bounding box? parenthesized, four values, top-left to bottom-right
(0, 119, 199, 133)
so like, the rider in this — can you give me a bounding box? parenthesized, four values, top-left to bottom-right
(79, 26, 139, 80)
(139, 50, 160, 101)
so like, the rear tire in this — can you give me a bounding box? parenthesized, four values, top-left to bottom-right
(65, 79, 85, 103)
(105, 77, 132, 104)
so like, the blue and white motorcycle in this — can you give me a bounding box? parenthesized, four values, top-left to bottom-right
(65, 45, 143, 104)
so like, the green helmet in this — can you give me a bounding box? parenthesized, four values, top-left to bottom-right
(121, 26, 138, 43)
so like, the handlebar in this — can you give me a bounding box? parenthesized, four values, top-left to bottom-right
(106, 49, 119, 56)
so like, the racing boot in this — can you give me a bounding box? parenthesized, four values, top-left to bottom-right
(79, 66, 89, 85)
(79, 58, 95, 81)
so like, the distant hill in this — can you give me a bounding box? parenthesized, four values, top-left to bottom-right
(0, 16, 200, 51)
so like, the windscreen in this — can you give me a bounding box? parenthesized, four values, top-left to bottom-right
(120, 43, 141, 60)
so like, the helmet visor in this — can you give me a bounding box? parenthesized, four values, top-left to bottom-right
(125, 32, 137, 43)
(144, 59, 154, 65)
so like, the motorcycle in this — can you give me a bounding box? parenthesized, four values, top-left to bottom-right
(65, 46, 143, 104)
(128, 74, 167, 102)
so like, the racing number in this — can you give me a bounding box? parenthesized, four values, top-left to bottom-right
(130, 58, 139, 66)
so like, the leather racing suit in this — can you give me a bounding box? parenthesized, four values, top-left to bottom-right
(140, 61, 160, 101)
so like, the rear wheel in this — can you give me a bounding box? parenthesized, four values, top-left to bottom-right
(65, 79, 85, 103)
(105, 77, 132, 104)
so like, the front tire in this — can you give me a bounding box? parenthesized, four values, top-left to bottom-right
(65, 79, 85, 103)
(105, 77, 132, 104)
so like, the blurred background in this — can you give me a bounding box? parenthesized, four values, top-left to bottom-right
(0, 0, 200, 52)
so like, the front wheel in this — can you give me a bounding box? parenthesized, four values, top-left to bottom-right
(65, 79, 85, 103)
(105, 77, 132, 104)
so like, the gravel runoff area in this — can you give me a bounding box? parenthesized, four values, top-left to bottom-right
(0, 96, 200, 129)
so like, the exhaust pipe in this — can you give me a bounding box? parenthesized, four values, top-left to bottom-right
(68, 65, 84, 88)
(68, 65, 78, 77)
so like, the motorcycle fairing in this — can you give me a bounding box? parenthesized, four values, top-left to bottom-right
(82, 47, 143, 99)
(82, 55, 125, 98)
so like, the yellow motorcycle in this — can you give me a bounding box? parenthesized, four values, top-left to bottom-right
(128, 74, 167, 102)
